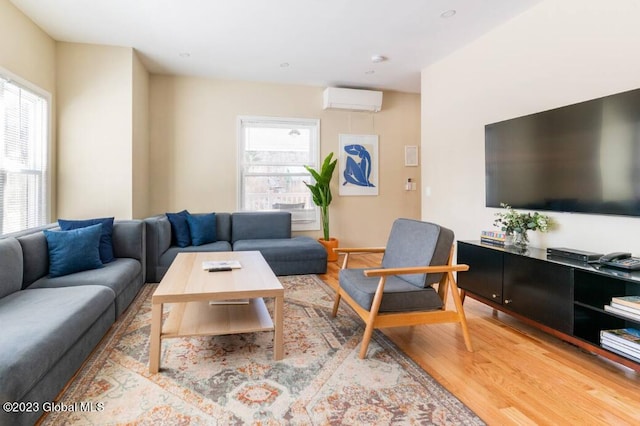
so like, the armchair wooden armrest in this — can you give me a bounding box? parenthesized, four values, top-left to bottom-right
(334, 247, 386, 254)
(335, 247, 386, 269)
(364, 264, 469, 277)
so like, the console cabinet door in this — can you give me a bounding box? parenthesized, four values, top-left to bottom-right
(457, 242, 503, 304)
(503, 253, 573, 334)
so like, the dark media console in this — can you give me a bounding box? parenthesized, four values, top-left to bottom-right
(457, 240, 640, 372)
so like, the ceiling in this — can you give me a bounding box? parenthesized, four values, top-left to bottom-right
(11, 0, 541, 93)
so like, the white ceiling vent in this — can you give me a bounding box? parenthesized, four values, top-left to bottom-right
(322, 87, 383, 112)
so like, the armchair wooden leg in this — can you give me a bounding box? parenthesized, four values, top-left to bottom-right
(359, 320, 376, 359)
(332, 292, 341, 317)
(358, 277, 386, 359)
(448, 272, 473, 352)
(460, 318, 473, 352)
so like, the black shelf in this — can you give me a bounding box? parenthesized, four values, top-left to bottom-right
(458, 240, 640, 371)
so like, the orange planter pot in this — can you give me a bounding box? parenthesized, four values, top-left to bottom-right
(319, 237, 339, 262)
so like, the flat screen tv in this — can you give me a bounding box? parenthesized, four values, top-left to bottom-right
(485, 87, 640, 217)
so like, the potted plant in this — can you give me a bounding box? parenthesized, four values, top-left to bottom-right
(493, 203, 551, 248)
(304, 152, 339, 261)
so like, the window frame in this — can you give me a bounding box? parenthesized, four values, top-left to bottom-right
(0, 67, 52, 236)
(236, 115, 320, 231)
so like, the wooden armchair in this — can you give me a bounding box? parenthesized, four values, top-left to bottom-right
(331, 218, 472, 359)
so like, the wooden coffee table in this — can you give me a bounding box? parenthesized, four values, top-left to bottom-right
(148, 251, 284, 373)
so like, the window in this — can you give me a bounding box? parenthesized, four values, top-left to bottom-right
(238, 116, 320, 231)
(0, 73, 49, 235)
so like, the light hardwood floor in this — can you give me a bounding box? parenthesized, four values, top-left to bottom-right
(319, 253, 640, 425)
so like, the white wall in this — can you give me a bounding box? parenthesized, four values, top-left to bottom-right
(421, 0, 640, 255)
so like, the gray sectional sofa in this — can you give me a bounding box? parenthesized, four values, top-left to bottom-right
(0, 211, 325, 425)
(145, 211, 327, 282)
(0, 220, 145, 426)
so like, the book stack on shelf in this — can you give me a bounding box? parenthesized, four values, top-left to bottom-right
(600, 327, 640, 363)
(480, 230, 506, 247)
(604, 295, 640, 322)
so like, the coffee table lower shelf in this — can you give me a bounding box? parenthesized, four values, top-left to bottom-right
(162, 297, 274, 338)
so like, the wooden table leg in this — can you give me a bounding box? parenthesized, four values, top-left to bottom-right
(273, 294, 284, 360)
(149, 302, 163, 373)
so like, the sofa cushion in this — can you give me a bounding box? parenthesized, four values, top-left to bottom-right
(112, 220, 145, 261)
(159, 241, 232, 268)
(166, 210, 191, 247)
(0, 285, 115, 403)
(0, 238, 23, 299)
(187, 212, 217, 246)
(233, 237, 324, 260)
(28, 258, 141, 300)
(17, 232, 50, 288)
(339, 268, 443, 312)
(58, 217, 115, 263)
(231, 211, 291, 243)
(43, 224, 104, 278)
(233, 237, 327, 275)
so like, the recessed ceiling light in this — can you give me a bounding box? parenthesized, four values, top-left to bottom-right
(440, 9, 456, 18)
(365, 70, 375, 75)
(371, 55, 387, 63)
(179, 52, 191, 58)
(280, 62, 290, 68)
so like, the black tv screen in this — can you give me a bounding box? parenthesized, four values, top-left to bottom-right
(485, 87, 640, 217)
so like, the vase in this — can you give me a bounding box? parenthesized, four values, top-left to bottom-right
(513, 231, 528, 248)
(505, 232, 528, 249)
(319, 237, 339, 262)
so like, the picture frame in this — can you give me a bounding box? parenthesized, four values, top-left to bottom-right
(339, 134, 379, 196)
(405, 145, 418, 167)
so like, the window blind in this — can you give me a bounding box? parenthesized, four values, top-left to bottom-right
(0, 75, 49, 235)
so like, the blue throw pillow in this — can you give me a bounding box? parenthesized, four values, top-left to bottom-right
(166, 210, 191, 247)
(43, 224, 104, 278)
(187, 212, 217, 246)
(58, 217, 115, 263)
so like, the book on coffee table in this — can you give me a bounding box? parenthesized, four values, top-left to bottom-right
(202, 260, 242, 270)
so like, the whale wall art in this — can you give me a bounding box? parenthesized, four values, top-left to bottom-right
(339, 134, 379, 196)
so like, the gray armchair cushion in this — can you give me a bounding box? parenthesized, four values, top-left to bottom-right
(381, 219, 454, 288)
(339, 268, 443, 312)
(231, 212, 291, 243)
(0, 238, 23, 298)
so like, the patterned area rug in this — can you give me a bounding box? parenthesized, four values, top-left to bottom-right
(42, 275, 483, 425)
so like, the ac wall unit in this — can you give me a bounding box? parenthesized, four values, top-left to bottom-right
(322, 87, 383, 112)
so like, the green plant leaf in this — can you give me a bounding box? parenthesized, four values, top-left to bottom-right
(303, 152, 337, 239)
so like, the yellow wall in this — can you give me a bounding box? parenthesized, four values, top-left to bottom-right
(0, 0, 55, 93)
(0, 0, 57, 219)
(4, 0, 419, 242)
(132, 50, 150, 218)
(421, 0, 640, 255)
(149, 76, 421, 246)
(56, 42, 134, 219)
